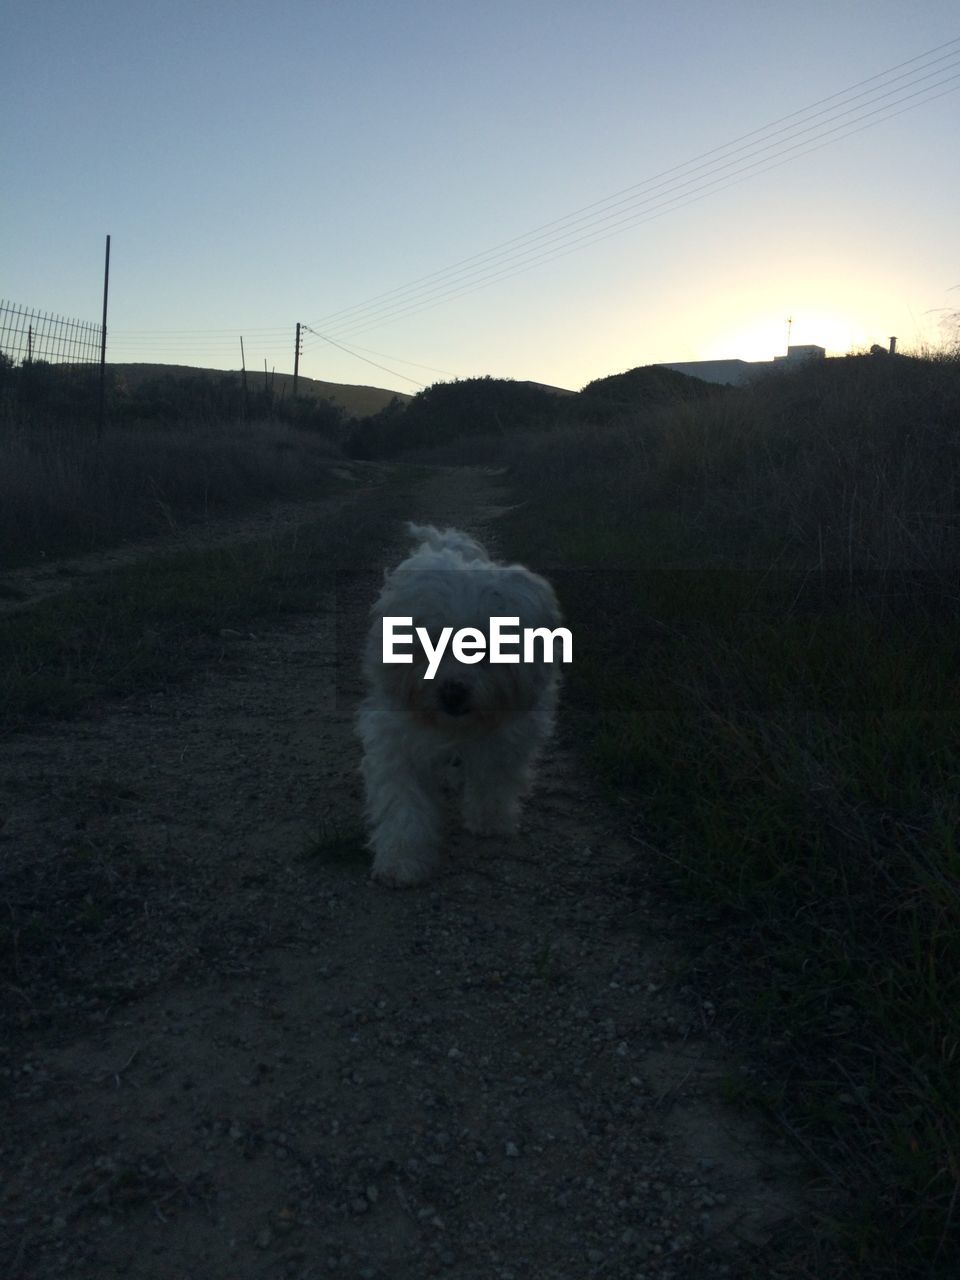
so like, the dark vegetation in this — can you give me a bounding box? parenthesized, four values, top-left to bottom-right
(345, 377, 568, 456)
(346, 365, 717, 457)
(578, 361, 720, 416)
(1, 358, 348, 435)
(0, 358, 715, 562)
(0, 363, 349, 565)
(485, 351, 960, 1280)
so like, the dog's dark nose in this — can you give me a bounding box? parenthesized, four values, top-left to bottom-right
(438, 680, 470, 717)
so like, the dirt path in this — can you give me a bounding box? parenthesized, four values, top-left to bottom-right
(1, 467, 812, 1279)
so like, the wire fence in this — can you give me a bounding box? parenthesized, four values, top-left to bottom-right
(0, 299, 103, 373)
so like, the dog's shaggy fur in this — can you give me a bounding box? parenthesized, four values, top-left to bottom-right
(357, 523, 561, 887)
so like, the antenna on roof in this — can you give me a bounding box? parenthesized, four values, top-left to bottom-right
(786, 315, 793, 350)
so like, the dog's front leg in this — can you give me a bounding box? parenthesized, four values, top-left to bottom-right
(361, 733, 442, 887)
(460, 736, 534, 838)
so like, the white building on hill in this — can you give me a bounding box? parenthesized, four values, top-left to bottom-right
(659, 344, 826, 387)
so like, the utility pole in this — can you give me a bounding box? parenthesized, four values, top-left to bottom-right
(293, 322, 302, 397)
(98, 234, 111, 441)
(240, 336, 248, 418)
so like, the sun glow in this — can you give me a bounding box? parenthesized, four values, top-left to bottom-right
(709, 311, 875, 363)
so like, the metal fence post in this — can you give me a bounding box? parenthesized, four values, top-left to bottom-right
(98, 234, 111, 439)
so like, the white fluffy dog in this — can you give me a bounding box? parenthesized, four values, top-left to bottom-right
(357, 523, 562, 887)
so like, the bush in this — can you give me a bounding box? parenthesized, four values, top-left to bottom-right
(346, 376, 571, 456)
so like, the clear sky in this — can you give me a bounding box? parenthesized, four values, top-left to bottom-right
(3, 1, 959, 394)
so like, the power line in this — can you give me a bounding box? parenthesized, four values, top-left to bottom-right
(301, 326, 428, 388)
(111, 325, 290, 335)
(318, 60, 960, 337)
(301, 333, 458, 378)
(326, 75, 960, 340)
(109, 339, 292, 350)
(311, 35, 960, 334)
(306, 38, 960, 339)
(108, 324, 293, 364)
(103, 37, 960, 382)
(109, 326, 452, 386)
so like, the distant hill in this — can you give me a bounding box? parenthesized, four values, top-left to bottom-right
(108, 363, 411, 418)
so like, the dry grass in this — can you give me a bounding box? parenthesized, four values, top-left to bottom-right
(487, 351, 960, 1279)
(0, 413, 343, 566)
(445, 352, 960, 590)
